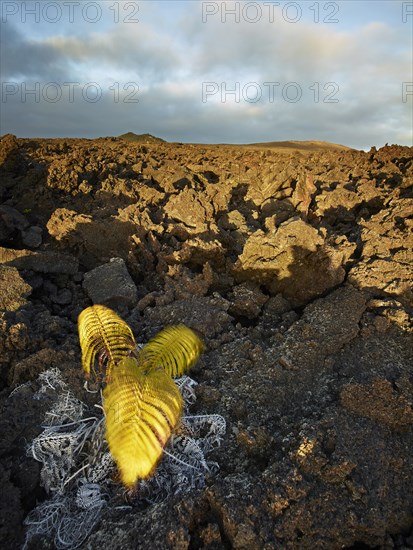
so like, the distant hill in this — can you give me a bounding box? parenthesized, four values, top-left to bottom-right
(118, 132, 166, 144)
(243, 140, 353, 152)
(117, 134, 352, 153)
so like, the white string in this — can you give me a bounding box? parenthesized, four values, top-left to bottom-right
(24, 367, 226, 549)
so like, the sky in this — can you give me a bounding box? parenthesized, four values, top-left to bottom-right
(0, 0, 412, 149)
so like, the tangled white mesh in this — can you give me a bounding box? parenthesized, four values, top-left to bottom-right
(18, 368, 225, 549)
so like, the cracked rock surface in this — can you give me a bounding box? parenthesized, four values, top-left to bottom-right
(0, 135, 412, 549)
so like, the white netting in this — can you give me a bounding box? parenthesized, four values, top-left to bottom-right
(23, 367, 225, 549)
(175, 375, 198, 410)
(36, 367, 68, 395)
(43, 390, 85, 426)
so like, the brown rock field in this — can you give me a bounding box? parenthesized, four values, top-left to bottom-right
(0, 134, 412, 549)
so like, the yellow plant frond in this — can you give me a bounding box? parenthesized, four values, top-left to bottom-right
(77, 305, 136, 381)
(103, 357, 183, 487)
(139, 325, 204, 378)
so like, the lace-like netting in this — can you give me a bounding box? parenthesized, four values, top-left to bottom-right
(13, 368, 225, 549)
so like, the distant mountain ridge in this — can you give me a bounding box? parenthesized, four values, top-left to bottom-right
(118, 132, 166, 143)
(117, 133, 353, 152)
(243, 140, 353, 151)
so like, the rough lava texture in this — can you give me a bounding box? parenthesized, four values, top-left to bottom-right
(0, 135, 412, 549)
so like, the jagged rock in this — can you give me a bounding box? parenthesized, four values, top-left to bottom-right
(0, 246, 78, 274)
(262, 199, 295, 227)
(315, 187, 362, 222)
(117, 204, 164, 233)
(21, 226, 42, 248)
(47, 208, 136, 267)
(0, 134, 20, 169)
(350, 258, 412, 306)
(280, 285, 367, 371)
(234, 218, 355, 306)
(204, 180, 234, 214)
(163, 237, 226, 268)
(0, 266, 32, 311)
(1, 138, 413, 550)
(218, 209, 248, 232)
(0, 463, 23, 550)
(0, 205, 29, 242)
(163, 263, 214, 299)
(291, 172, 317, 215)
(164, 188, 214, 233)
(52, 288, 72, 306)
(0, 205, 29, 231)
(262, 293, 291, 315)
(228, 282, 269, 319)
(244, 170, 284, 207)
(9, 348, 72, 385)
(143, 294, 233, 340)
(340, 379, 413, 432)
(348, 198, 413, 307)
(82, 257, 138, 310)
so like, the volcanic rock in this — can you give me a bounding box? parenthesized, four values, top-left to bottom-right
(82, 257, 138, 311)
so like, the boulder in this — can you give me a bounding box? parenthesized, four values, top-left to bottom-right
(82, 257, 138, 311)
(0, 247, 78, 274)
(0, 205, 29, 242)
(348, 198, 413, 307)
(21, 226, 42, 248)
(0, 266, 32, 311)
(143, 294, 233, 340)
(164, 188, 214, 233)
(228, 282, 269, 319)
(47, 208, 136, 266)
(234, 218, 355, 306)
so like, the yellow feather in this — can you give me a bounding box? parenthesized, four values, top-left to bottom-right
(139, 325, 204, 378)
(78, 305, 136, 381)
(77, 306, 205, 487)
(103, 357, 183, 487)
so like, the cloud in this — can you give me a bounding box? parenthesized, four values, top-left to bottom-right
(1, 1, 412, 149)
(44, 25, 182, 82)
(0, 22, 69, 80)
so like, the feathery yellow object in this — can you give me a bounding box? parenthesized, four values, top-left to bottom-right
(138, 324, 205, 378)
(78, 305, 204, 487)
(103, 357, 183, 486)
(78, 305, 136, 381)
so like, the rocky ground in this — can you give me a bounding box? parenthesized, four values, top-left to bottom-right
(0, 133, 412, 549)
